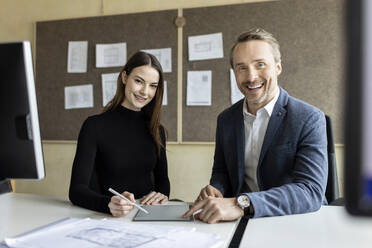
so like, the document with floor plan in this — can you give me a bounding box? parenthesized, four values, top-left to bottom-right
(4, 218, 222, 248)
(188, 32, 224, 61)
(96, 43, 127, 68)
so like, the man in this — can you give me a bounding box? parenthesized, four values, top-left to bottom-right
(184, 28, 328, 223)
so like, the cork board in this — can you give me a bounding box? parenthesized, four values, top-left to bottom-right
(35, 10, 178, 141)
(182, 0, 345, 143)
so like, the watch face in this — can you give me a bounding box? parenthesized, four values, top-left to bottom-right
(238, 195, 250, 208)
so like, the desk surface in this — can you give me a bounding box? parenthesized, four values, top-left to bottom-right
(0, 193, 238, 247)
(241, 205, 372, 248)
(2, 193, 372, 248)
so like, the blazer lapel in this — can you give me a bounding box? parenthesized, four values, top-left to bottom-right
(234, 101, 246, 195)
(257, 88, 288, 182)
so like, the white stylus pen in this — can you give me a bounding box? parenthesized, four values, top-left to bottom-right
(108, 188, 149, 214)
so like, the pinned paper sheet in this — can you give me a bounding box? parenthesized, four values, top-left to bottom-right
(67, 41, 88, 73)
(96, 43, 126, 68)
(188, 33, 223, 61)
(142, 48, 172, 73)
(187, 71, 212, 106)
(162, 81, 168, 106)
(230, 69, 245, 104)
(102, 72, 119, 107)
(65, 84, 94, 109)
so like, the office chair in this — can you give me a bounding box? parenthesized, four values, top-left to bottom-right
(325, 115, 341, 204)
(0, 179, 12, 194)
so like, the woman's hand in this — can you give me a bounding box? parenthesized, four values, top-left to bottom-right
(140, 191, 168, 205)
(195, 185, 223, 203)
(108, 191, 135, 217)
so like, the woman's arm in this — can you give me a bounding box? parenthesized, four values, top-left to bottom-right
(68, 116, 111, 213)
(153, 125, 170, 197)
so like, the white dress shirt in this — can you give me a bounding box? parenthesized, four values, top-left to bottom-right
(243, 88, 279, 192)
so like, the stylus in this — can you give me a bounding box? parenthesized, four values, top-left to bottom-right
(108, 188, 149, 214)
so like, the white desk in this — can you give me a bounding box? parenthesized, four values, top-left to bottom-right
(0, 193, 238, 247)
(3, 193, 372, 248)
(241, 206, 372, 248)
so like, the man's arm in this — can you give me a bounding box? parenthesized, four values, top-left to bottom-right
(209, 114, 232, 196)
(246, 111, 328, 218)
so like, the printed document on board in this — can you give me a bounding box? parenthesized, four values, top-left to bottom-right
(162, 80, 168, 106)
(187, 70, 212, 106)
(142, 48, 172, 73)
(188, 33, 224, 61)
(101, 72, 119, 107)
(230, 69, 244, 104)
(96, 43, 126, 68)
(67, 41, 88, 73)
(65, 84, 94, 109)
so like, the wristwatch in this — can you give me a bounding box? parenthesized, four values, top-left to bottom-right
(237, 194, 251, 216)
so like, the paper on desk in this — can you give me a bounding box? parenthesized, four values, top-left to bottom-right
(188, 32, 224, 61)
(96, 43, 126, 68)
(64, 84, 94, 109)
(4, 218, 222, 248)
(102, 72, 119, 107)
(67, 41, 88, 73)
(187, 70, 212, 106)
(0, 242, 9, 248)
(142, 48, 172, 73)
(162, 81, 168, 106)
(230, 69, 245, 104)
(142, 230, 223, 248)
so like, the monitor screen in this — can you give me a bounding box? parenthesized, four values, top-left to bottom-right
(345, 0, 372, 216)
(0, 41, 45, 182)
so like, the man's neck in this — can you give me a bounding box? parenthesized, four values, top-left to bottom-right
(246, 103, 258, 116)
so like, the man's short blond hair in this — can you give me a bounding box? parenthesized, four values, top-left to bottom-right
(230, 28, 281, 67)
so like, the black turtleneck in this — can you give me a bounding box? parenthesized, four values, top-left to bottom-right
(69, 106, 170, 214)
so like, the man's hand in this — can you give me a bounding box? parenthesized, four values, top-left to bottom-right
(195, 185, 223, 203)
(183, 197, 244, 224)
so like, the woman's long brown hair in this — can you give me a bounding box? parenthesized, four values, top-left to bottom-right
(103, 51, 165, 156)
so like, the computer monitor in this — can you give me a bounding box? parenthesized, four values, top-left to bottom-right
(345, 0, 372, 216)
(0, 41, 45, 183)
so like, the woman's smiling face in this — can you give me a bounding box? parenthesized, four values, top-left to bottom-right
(121, 65, 160, 111)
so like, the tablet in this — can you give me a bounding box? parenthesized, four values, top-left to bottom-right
(133, 204, 193, 221)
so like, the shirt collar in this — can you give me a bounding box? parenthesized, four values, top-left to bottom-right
(243, 87, 280, 117)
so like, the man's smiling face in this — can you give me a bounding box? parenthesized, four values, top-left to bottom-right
(233, 40, 282, 113)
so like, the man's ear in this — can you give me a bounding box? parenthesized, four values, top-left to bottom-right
(121, 71, 127, 85)
(276, 61, 282, 76)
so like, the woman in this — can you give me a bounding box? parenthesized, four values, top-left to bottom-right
(69, 51, 170, 217)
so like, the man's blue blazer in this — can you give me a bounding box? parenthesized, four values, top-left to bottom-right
(210, 87, 328, 218)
